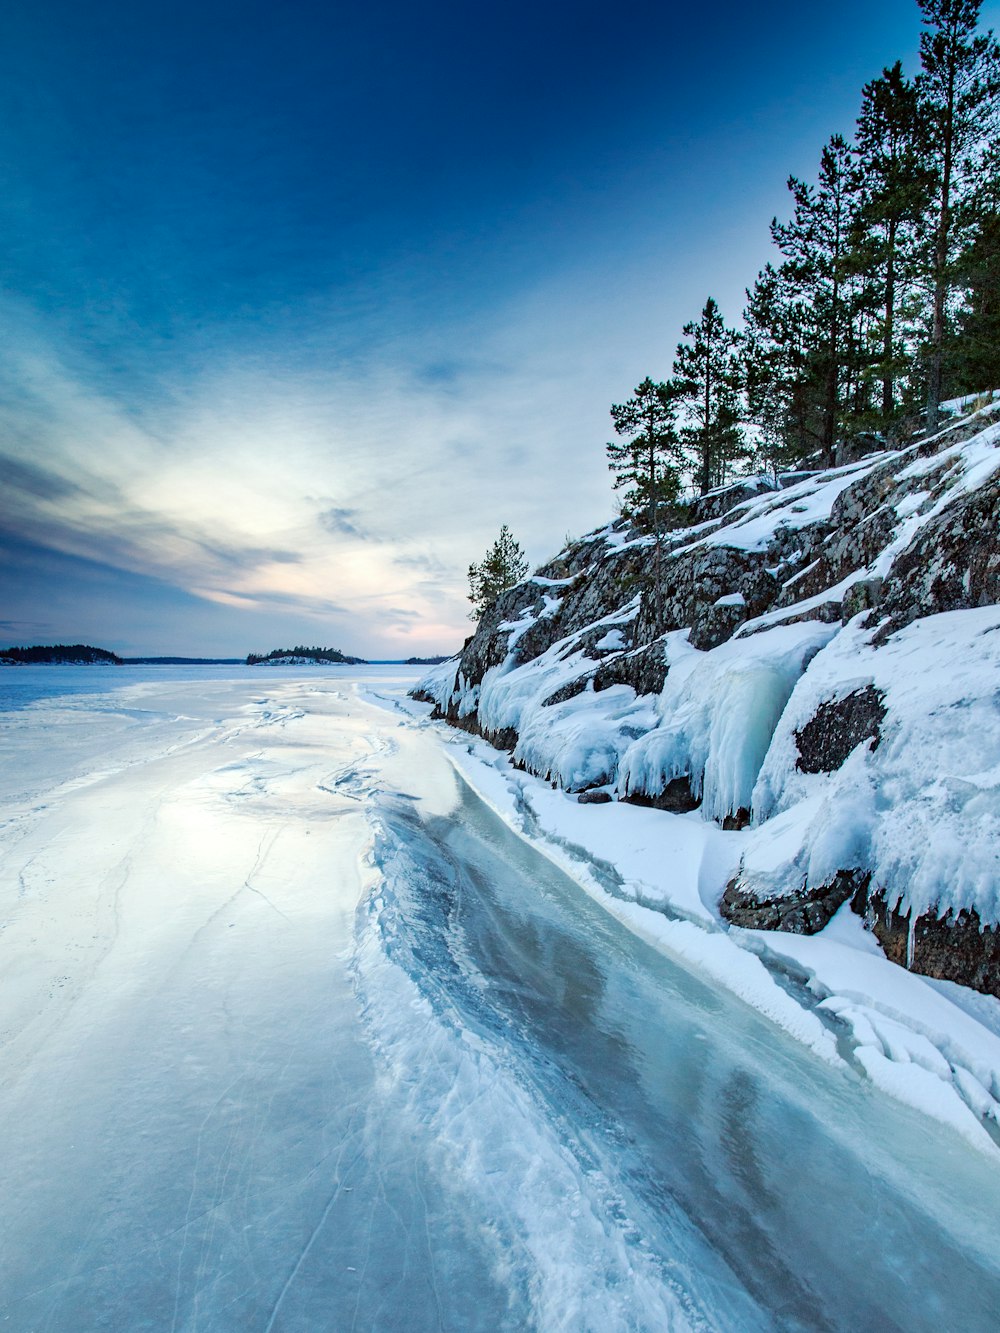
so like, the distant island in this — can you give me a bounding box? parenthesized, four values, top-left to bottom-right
(0, 643, 447, 669)
(0, 644, 122, 665)
(246, 645, 368, 666)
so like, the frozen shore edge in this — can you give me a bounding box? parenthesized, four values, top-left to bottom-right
(369, 683, 1000, 1160)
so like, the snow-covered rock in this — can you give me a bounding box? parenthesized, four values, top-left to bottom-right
(416, 402, 1000, 996)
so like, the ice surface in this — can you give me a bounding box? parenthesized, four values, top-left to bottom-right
(356, 748, 1000, 1330)
(6, 665, 1000, 1330)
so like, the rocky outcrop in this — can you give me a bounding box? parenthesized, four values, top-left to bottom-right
(876, 472, 1000, 638)
(793, 687, 886, 773)
(858, 888, 1000, 1000)
(721, 870, 866, 935)
(634, 544, 779, 648)
(622, 778, 700, 814)
(686, 475, 778, 524)
(417, 403, 1000, 997)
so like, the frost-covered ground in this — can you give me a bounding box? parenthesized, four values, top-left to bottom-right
(4, 665, 1000, 1330)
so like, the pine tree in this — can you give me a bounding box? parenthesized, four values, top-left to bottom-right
(467, 525, 529, 620)
(951, 141, 1000, 391)
(606, 377, 684, 629)
(672, 297, 746, 494)
(742, 263, 814, 472)
(854, 61, 934, 431)
(606, 377, 684, 528)
(916, 0, 1000, 430)
(771, 134, 866, 465)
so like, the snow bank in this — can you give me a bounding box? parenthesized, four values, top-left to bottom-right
(743, 905, 1000, 1156)
(412, 654, 460, 712)
(745, 606, 1000, 924)
(472, 603, 654, 790)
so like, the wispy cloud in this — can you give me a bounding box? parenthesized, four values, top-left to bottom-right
(0, 618, 51, 634)
(318, 507, 367, 539)
(0, 264, 681, 653)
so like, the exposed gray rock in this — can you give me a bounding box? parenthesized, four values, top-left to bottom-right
(857, 887, 1000, 1000)
(876, 472, 1000, 638)
(687, 475, 777, 525)
(593, 640, 669, 696)
(541, 675, 589, 708)
(577, 789, 613, 804)
(720, 870, 866, 934)
(689, 599, 748, 652)
(514, 547, 648, 664)
(721, 808, 752, 831)
(736, 598, 842, 638)
(841, 577, 883, 619)
(794, 686, 887, 774)
(439, 709, 519, 753)
(635, 544, 778, 647)
(622, 778, 700, 814)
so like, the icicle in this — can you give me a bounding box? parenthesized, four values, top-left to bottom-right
(906, 910, 916, 971)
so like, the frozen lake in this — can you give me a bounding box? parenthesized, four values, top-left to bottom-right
(1, 665, 999, 1330)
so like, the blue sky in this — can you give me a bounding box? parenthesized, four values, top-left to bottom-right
(3, 0, 997, 657)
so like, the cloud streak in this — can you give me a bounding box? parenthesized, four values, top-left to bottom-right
(1, 273, 666, 654)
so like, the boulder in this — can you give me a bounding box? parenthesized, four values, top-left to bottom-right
(857, 887, 1000, 1000)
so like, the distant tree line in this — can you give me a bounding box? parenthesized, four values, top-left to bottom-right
(0, 644, 122, 664)
(246, 645, 364, 665)
(608, 0, 1000, 520)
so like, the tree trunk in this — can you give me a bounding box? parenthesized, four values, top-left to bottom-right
(648, 432, 663, 627)
(823, 175, 844, 467)
(823, 277, 841, 467)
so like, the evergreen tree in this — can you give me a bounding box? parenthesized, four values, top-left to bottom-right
(854, 61, 934, 431)
(606, 377, 684, 528)
(606, 377, 684, 628)
(916, 0, 1000, 430)
(951, 141, 1000, 391)
(467, 525, 528, 620)
(771, 134, 866, 465)
(742, 263, 814, 472)
(600, 0, 1000, 498)
(672, 297, 747, 494)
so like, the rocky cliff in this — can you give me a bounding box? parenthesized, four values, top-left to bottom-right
(415, 396, 1000, 997)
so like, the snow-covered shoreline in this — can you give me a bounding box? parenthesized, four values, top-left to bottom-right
(385, 683, 1000, 1157)
(406, 400, 1000, 1153)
